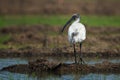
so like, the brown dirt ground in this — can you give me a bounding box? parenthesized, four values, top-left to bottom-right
(1, 59, 120, 74)
(0, 25, 120, 58)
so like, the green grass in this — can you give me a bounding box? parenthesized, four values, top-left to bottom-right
(81, 15, 120, 27)
(0, 34, 11, 49)
(0, 15, 120, 28)
(0, 34, 11, 44)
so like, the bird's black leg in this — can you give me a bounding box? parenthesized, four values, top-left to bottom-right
(73, 44, 77, 64)
(79, 43, 85, 64)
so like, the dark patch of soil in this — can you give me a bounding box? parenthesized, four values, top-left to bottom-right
(1, 59, 120, 74)
(0, 48, 120, 58)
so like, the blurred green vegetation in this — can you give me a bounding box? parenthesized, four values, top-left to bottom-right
(0, 15, 120, 28)
(0, 34, 11, 44)
(0, 34, 11, 49)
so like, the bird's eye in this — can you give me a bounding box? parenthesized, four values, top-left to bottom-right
(74, 17, 76, 20)
(74, 17, 77, 20)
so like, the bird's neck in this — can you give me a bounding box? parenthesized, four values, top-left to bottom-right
(74, 18, 80, 23)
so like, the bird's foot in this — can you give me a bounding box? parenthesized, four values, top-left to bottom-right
(79, 57, 86, 65)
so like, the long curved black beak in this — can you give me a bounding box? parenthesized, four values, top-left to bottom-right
(60, 16, 74, 33)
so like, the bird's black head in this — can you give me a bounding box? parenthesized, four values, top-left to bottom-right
(72, 14, 80, 20)
(60, 13, 80, 33)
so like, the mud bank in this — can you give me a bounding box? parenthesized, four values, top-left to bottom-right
(1, 59, 120, 74)
(0, 48, 120, 58)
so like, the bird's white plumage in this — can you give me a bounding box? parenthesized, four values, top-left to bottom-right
(68, 18, 86, 44)
(61, 14, 86, 64)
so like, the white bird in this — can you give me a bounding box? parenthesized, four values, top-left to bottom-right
(61, 14, 86, 64)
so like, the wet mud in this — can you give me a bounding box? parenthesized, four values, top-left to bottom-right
(1, 59, 120, 74)
(0, 48, 120, 58)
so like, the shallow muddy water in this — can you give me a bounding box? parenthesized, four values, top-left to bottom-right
(0, 57, 120, 80)
(0, 58, 28, 70)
